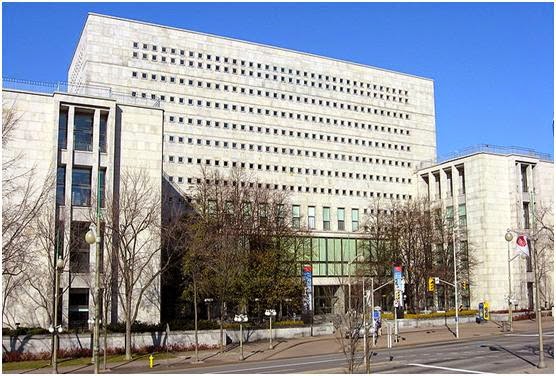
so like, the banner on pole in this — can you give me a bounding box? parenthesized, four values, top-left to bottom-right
(302, 265, 313, 312)
(515, 235, 530, 257)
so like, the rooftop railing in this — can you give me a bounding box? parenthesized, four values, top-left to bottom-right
(419, 144, 553, 169)
(2, 78, 161, 108)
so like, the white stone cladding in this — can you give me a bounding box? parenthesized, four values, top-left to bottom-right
(417, 153, 554, 311)
(68, 13, 436, 240)
(2, 89, 163, 327)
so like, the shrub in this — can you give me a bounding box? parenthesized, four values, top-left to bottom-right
(273, 320, 307, 328)
(2, 327, 49, 337)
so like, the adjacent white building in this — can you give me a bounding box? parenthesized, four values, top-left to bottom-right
(417, 146, 554, 311)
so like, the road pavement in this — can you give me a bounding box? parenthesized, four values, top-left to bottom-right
(6, 318, 553, 374)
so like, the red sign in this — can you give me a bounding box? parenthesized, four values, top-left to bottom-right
(303, 265, 312, 273)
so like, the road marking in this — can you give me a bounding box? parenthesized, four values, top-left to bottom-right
(211, 357, 343, 373)
(407, 363, 487, 374)
(504, 334, 554, 337)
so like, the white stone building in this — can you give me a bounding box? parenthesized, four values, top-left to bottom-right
(66, 13, 437, 316)
(417, 147, 554, 311)
(2, 13, 552, 328)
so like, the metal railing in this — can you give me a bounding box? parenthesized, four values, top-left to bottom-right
(2, 77, 161, 108)
(419, 144, 553, 169)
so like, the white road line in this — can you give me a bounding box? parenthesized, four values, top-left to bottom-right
(259, 368, 299, 373)
(212, 357, 342, 373)
(407, 363, 488, 374)
(504, 333, 554, 337)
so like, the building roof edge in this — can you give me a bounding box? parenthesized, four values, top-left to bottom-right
(86, 12, 434, 82)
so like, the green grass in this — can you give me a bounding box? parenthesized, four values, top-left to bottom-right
(2, 352, 178, 371)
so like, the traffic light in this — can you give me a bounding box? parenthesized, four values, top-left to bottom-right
(428, 277, 435, 292)
(461, 281, 468, 291)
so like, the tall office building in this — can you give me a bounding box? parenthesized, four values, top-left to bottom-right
(68, 13, 436, 315)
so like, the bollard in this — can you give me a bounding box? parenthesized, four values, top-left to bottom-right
(149, 354, 154, 368)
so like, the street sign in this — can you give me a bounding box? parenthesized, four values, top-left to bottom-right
(434, 277, 440, 285)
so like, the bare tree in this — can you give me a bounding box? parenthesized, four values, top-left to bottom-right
(2, 103, 54, 327)
(102, 168, 165, 360)
(23, 200, 75, 329)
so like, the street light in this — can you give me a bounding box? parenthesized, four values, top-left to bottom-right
(51, 257, 64, 374)
(347, 255, 365, 312)
(505, 230, 515, 332)
(204, 298, 214, 321)
(233, 314, 248, 361)
(264, 309, 277, 349)
(85, 224, 101, 374)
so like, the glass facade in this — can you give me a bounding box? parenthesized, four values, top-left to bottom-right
(70, 221, 90, 273)
(58, 107, 68, 149)
(99, 169, 106, 208)
(74, 110, 94, 151)
(99, 112, 108, 153)
(56, 166, 66, 206)
(297, 236, 368, 277)
(72, 168, 92, 206)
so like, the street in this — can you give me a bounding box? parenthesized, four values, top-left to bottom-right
(113, 327, 554, 374)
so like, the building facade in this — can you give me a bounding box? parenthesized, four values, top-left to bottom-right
(417, 147, 554, 311)
(2, 87, 163, 328)
(67, 13, 437, 315)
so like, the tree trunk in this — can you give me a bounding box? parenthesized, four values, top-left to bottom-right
(125, 297, 132, 360)
(193, 277, 199, 362)
(219, 300, 224, 352)
(103, 303, 108, 370)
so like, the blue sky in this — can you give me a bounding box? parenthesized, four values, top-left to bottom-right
(2, 2, 554, 158)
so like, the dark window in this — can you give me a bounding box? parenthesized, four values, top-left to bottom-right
(72, 168, 91, 206)
(523, 202, 530, 229)
(99, 112, 108, 153)
(70, 222, 90, 273)
(68, 288, 89, 329)
(56, 166, 65, 206)
(99, 169, 106, 208)
(74, 110, 94, 151)
(58, 107, 68, 149)
(521, 165, 529, 192)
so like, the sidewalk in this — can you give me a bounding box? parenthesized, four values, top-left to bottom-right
(5, 317, 552, 374)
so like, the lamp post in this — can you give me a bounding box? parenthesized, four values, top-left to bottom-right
(284, 298, 292, 319)
(505, 230, 514, 332)
(233, 314, 248, 361)
(85, 224, 101, 374)
(51, 257, 64, 374)
(265, 309, 276, 349)
(204, 298, 214, 321)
